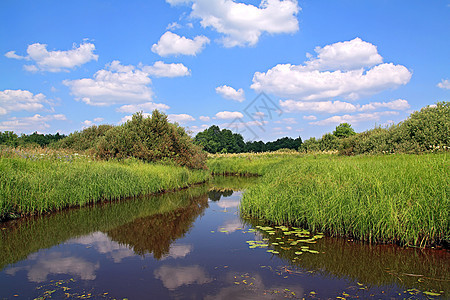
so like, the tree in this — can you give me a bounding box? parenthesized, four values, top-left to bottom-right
(333, 123, 356, 138)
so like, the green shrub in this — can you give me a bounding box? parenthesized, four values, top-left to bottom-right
(340, 102, 449, 155)
(95, 111, 207, 169)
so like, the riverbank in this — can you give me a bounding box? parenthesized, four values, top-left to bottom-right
(208, 152, 449, 247)
(0, 148, 210, 221)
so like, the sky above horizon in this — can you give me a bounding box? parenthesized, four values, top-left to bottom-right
(1, 0, 449, 141)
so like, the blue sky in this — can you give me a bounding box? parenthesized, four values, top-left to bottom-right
(1, 0, 449, 141)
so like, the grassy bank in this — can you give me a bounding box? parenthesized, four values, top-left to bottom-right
(209, 153, 449, 246)
(0, 148, 210, 221)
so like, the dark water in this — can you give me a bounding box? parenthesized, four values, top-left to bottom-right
(0, 176, 448, 299)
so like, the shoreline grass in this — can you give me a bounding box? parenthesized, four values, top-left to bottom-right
(0, 148, 211, 221)
(209, 152, 449, 247)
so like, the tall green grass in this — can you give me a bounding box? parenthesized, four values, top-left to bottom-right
(210, 153, 449, 246)
(0, 152, 210, 220)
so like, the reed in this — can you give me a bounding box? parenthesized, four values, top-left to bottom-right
(0, 149, 210, 220)
(210, 152, 449, 246)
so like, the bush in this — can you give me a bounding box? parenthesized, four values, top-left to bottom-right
(95, 111, 207, 169)
(340, 102, 449, 155)
(52, 124, 113, 151)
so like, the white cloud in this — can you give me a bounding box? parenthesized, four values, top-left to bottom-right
(359, 99, 410, 111)
(310, 111, 399, 126)
(303, 115, 317, 120)
(306, 38, 383, 71)
(6, 43, 98, 72)
(162, 244, 193, 259)
(154, 265, 211, 290)
(23, 65, 39, 72)
(187, 124, 209, 134)
(81, 118, 104, 128)
(251, 38, 412, 101)
(437, 79, 450, 89)
(142, 61, 191, 77)
(183, 0, 300, 47)
(215, 85, 245, 102)
(253, 63, 411, 101)
(168, 113, 196, 123)
(116, 102, 170, 113)
(151, 31, 210, 57)
(199, 116, 211, 122)
(280, 99, 410, 113)
(71, 232, 135, 263)
(280, 100, 358, 113)
(166, 22, 182, 30)
(0, 114, 67, 133)
(5, 252, 99, 283)
(215, 111, 243, 119)
(5, 51, 29, 60)
(0, 89, 50, 115)
(64, 61, 154, 106)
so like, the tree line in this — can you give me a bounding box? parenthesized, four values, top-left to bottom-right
(0, 131, 66, 147)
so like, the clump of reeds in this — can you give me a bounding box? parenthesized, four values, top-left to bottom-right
(211, 153, 448, 247)
(0, 149, 210, 220)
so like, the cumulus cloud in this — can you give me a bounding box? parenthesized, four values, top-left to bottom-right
(72, 232, 136, 263)
(151, 31, 210, 56)
(437, 79, 450, 89)
(116, 102, 170, 113)
(215, 85, 245, 102)
(142, 61, 191, 77)
(306, 37, 383, 71)
(64, 61, 153, 106)
(5, 252, 99, 283)
(0, 114, 67, 133)
(280, 99, 410, 113)
(310, 111, 399, 126)
(215, 111, 244, 119)
(251, 38, 412, 101)
(168, 113, 196, 123)
(173, 0, 300, 47)
(154, 265, 211, 290)
(199, 116, 211, 122)
(0, 89, 51, 115)
(5, 42, 98, 72)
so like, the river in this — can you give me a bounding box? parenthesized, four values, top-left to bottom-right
(0, 176, 448, 299)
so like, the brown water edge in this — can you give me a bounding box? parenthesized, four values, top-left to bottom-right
(243, 217, 450, 294)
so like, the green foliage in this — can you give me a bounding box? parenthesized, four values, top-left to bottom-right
(340, 102, 449, 155)
(0, 131, 19, 147)
(194, 125, 302, 153)
(194, 125, 245, 153)
(0, 131, 66, 148)
(299, 137, 320, 152)
(52, 125, 112, 151)
(95, 111, 207, 169)
(333, 123, 356, 138)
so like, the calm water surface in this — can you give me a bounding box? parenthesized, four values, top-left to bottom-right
(0, 177, 448, 299)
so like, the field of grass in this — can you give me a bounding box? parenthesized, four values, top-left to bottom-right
(209, 152, 449, 247)
(0, 148, 210, 221)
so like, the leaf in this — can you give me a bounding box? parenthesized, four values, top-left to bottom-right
(423, 291, 441, 296)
